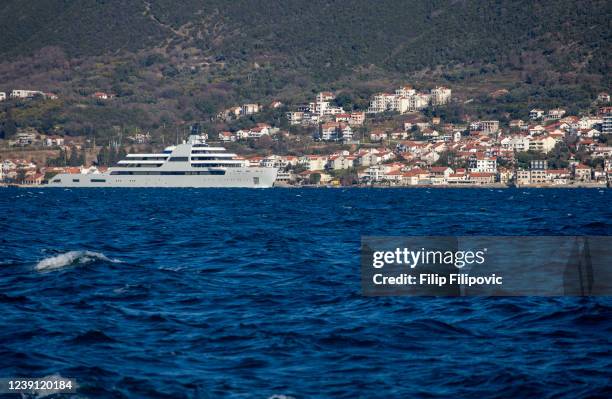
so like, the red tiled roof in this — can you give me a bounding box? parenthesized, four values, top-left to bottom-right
(430, 166, 450, 172)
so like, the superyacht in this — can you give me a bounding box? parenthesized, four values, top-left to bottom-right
(48, 135, 277, 188)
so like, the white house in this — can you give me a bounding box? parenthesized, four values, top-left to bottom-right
(390, 131, 409, 140)
(367, 93, 396, 113)
(430, 86, 451, 105)
(44, 136, 65, 147)
(328, 155, 356, 170)
(286, 111, 304, 125)
(547, 108, 566, 120)
(340, 124, 353, 141)
(321, 122, 339, 141)
(509, 119, 527, 129)
(357, 149, 383, 166)
(528, 136, 558, 153)
(334, 113, 351, 123)
(93, 92, 113, 100)
(395, 85, 416, 97)
(471, 120, 499, 134)
(398, 94, 430, 112)
(218, 131, 236, 142)
(577, 116, 602, 130)
(300, 155, 328, 171)
(262, 155, 285, 168)
(11, 90, 44, 99)
(529, 109, 545, 120)
(468, 154, 497, 173)
(240, 103, 260, 116)
(528, 125, 546, 136)
(501, 135, 531, 152)
(369, 131, 388, 142)
(422, 151, 441, 165)
(430, 166, 454, 183)
(237, 124, 271, 139)
(401, 168, 430, 185)
(597, 92, 610, 103)
(349, 112, 365, 126)
(14, 131, 37, 146)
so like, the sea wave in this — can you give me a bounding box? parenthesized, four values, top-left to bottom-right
(35, 250, 121, 271)
(1, 189, 611, 397)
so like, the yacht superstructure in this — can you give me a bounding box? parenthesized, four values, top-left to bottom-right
(48, 135, 277, 188)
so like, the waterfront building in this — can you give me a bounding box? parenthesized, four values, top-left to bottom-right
(573, 164, 592, 182)
(468, 154, 497, 173)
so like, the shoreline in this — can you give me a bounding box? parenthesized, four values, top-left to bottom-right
(3, 183, 609, 189)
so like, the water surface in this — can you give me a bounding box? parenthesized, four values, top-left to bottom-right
(1, 188, 611, 398)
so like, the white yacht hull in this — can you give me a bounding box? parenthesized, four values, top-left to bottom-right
(47, 167, 278, 188)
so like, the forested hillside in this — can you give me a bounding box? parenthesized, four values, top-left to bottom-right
(1, 0, 609, 78)
(0, 0, 609, 142)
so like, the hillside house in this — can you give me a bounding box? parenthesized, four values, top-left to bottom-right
(349, 112, 365, 126)
(547, 108, 566, 120)
(530, 109, 545, 120)
(218, 131, 236, 142)
(11, 89, 44, 99)
(44, 136, 65, 147)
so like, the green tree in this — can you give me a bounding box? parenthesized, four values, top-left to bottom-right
(96, 146, 109, 166)
(79, 148, 87, 166)
(1, 114, 17, 139)
(548, 142, 570, 169)
(68, 145, 80, 166)
(108, 147, 118, 165)
(44, 171, 59, 181)
(334, 92, 353, 109)
(433, 151, 453, 166)
(117, 147, 127, 163)
(516, 150, 546, 169)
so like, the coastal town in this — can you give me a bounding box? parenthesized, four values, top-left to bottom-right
(1, 86, 611, 188)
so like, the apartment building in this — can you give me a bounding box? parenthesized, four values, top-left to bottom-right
(602, 114, 612, 135)
(430, 86, 452, 105)
(468, 154, 497, 173)
(368, 93, 396, 113)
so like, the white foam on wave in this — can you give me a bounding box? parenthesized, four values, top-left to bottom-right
(36, 250, 121, 271)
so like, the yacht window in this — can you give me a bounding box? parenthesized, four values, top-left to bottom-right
(169, 157, 189, 162)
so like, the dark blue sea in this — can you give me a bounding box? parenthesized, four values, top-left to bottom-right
(1, 188, 611, 398)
